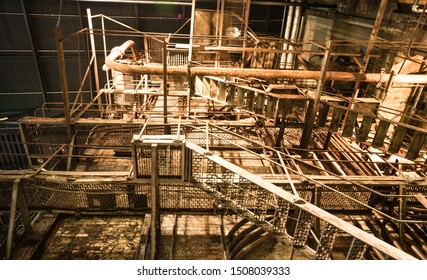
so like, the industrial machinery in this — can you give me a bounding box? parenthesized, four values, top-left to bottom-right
(1, 1, 427, 260)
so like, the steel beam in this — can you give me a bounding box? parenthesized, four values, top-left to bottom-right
(20, 0, 47, 104)
(300, 40, 331, 150)
(55, 26, 73, 144)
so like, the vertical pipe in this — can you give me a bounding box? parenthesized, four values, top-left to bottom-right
(87, 9, 103, 112)
(55, 26, 72, 144)
(188, 0, 196, 62)
(163, 40, 169, 134)
(216, 0, 221, 39)
(150, 144, 160, 260)
(286, 0, 302, 69)
(6, 179, 20, 260)
(219, 0, 225, 47)
(101, 16, 110, 88)
(280, 5, 288, 38)
(280, 0, 295, 69)
(188, 0, 196, 118)
(240, 0, 252, 68)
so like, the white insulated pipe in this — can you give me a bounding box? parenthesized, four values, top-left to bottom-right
(279, 0, 295, 69)
(286, 0, 302, 69)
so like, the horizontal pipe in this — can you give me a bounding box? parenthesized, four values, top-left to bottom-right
(105, 58, 427, 84)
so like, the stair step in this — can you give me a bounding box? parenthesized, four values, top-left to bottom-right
(406, 131, 426, 160)
(388, 125, 407, 153)
(342, 111, 358, 137)
(371, 120, 390, 148)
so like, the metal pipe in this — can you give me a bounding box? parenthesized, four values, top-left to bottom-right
(241, 0, 252, 68)
(347, 0, 388, 121)
(387, 220, 427, 260)
(188, 0, 196, 62)
(163, 39, 169, 132)
(280, 0, 294, 69)
(87, 9, 103, 112)
(404, 224, 427, 255)
(286, 0, 302, 69)
(55, 26, 72, 144)
(104, 58, 427, 83)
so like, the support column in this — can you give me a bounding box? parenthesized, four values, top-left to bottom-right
(163, 40, 171, 134)
(87, 9, 103, 112)
(55, 26, 72, 144)
(151, 144, 161, 260)
(6, 179, 20, 259)
(240, 0, 251, 68)
(17, 183, 32, 235)
(314, 185, 322, 237)
(347, 0, 388, 112)
(299, 40, 331, 151)
(399, 185, 406, 245)
(188, 0, 196, 62)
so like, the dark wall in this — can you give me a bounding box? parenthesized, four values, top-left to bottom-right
(0, 0, 191, 115)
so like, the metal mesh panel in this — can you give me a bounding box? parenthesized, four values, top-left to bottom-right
(21, 123, 68, 165)
(0, 131, 28, 170)
(160, 185, 214, 209)
(152, 96, 187, 113)
(172, 235, 223, 260)
(281, 128, 303, 147)
(85, 125, 141, 147)
(402, 185, 427, 203)
(0, 181, 13, 210)
(276, 184, 313, 206)
(134, 143, 183, 178)
(23, 181, 145, 210)
(185, 126, 261, 148)
(190, 147, 299, 235)
(17, 179, 215, 211)
(353, 102, 378, 116)
(309, 129, 329, 149)
(320, 185, 372, 211)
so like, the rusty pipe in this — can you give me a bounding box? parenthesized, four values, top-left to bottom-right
(105, 57, 427, 84)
